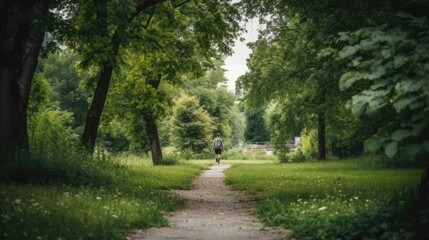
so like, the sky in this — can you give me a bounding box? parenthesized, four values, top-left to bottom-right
(224, 18, 262, 92)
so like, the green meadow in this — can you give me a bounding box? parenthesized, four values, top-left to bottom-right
(225, 157, 425, 240)
(1, 154, 427, 240)
(0, 155, 208, 240)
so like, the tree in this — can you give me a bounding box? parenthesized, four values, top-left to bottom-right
(186, 86, 235, 141)
(237, 0, 395, 160)
(335, 13, 429, 160)
(38, 50, 91, 132)
(0, 0, 79, 161)
(244, 110, 270, 143)
(70, 0, 241, 151)
(237, 18, 338, 159)
(108, 21, 217, 164)
(0, 1, 51, 161)
(171, 94, 214, 154)
(330, 5, 429, 234)
(184, 59, 240, 146)
(229, 105, 246, 146)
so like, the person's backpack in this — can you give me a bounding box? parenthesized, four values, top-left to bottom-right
(214, 138, 223, 149)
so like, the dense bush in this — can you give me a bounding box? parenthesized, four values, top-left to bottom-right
(0, 150, 118, 187)
(0, 109, 119, 187)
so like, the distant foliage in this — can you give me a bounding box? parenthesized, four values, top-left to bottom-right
(244, 110, 271, 143)
(38, 51, 91, 131)
(28, 73, 51, 114)
(171, 94, 214, 154)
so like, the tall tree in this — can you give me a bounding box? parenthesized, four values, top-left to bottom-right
(237, 0, 393, 160)
(71, 0, 240, 150)
(0, 0, 51, 161)
(109, 12, 223, 164)
(184, 58, 242, 146)
(244, 110, 270, 143)
(0, 0, 78, 161)
(38, 50, 91, 131)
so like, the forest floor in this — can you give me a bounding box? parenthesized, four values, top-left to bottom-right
(128, 163, 287, 240)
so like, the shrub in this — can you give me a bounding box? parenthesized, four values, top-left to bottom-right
(0, 150, 117, 187)
(162, 154, 180, 165)
(1, 108, 118, 186)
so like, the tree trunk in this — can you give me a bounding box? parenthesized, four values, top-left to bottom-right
(144, 114, 163, 165)
(0, 0, 49, 162)
(81, 0, 163, 151)
(317, 112, 326, 160)
(81, 63, 114, 150)
(145, 74, 163, 165)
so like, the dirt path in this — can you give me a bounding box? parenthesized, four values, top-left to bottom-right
(128, 164, 285, 240)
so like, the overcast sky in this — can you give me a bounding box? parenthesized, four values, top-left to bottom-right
(224, 18, 262, 92)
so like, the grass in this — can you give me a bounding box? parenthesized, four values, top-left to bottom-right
(225, 157, 426, 239)
(221, 148, 277, 161)
(0, 154, 209, 240)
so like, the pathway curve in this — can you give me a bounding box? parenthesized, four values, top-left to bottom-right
(128, 164, 285, 240)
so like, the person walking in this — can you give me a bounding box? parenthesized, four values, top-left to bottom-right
(212, 133, 223, 164)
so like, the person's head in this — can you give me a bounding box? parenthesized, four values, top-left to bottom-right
(216, 133, 220, 137)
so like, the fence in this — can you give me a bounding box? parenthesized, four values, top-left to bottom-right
(243, 137, 301, 152)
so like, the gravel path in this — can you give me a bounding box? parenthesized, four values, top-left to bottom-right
(128, 164, 286, 240)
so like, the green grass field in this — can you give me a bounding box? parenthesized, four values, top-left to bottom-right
(0, 155, 208, 240)
(1, 154, 426, 239)
(225, 157, 425, 240)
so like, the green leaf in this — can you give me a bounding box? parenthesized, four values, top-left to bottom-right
(410, 121, 426, 136)
(404, 144, 421, 159)
(393, 95, 421, 112)
(338, 32, 351, 42)
(381, 49, 392, 59)
(394, 55, 408, 69)
(384, 141, 398, 158)
(391, 129, 412, 141)
(367, 97, 387, 115)
(349, 94, 369, 115)
(339, 45, 359, 59)
(318, 47, 336, 58)
(370, 79, 390, 90)
(360, 39, 378, 50)
(395, 79, 422, 94)
(365, 137, 382, 152)
(368, 65, 386, 80)
(339, 71, 368, 90)
(409, 100, 424, 110)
